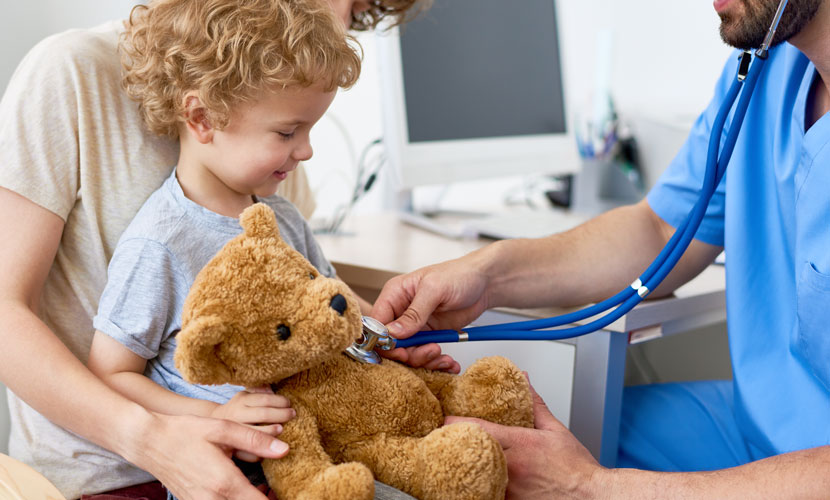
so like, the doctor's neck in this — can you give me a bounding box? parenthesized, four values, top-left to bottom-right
(788, 0, 830, 81)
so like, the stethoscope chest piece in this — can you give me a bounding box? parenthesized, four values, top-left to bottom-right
(345, 316, 398, 364)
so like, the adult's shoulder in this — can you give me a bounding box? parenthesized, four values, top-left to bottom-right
(26, 21, 122, 70)
(3, 21, 124, 112)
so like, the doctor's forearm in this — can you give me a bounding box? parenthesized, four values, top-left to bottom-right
(482, 200, 720, 309)
(595, 445, 830, 499)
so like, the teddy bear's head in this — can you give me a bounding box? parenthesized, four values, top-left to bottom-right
(174, 203, 362, 387)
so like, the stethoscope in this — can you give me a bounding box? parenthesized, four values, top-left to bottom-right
(347, 0, 790, 364)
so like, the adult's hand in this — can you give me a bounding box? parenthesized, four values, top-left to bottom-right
(445, 383, 606, 500)
(370, 256, 494, 374)
(129, 412, 289, 500)
(370, 254, 494, 373)
(371, 258, 491, 337)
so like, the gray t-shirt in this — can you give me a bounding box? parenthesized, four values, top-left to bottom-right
(93, 170, 335, 403)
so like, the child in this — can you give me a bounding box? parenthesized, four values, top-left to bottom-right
(85, 0, 363, 491)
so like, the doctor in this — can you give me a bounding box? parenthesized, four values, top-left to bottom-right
(372, 0, 830, 497)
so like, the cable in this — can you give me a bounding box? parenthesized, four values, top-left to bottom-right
(318, 138, 386, 234)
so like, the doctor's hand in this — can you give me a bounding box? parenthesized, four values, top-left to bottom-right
(444, 383, 609, 500)
(371, 254, 490, 334)
(371, 258, 492, 373)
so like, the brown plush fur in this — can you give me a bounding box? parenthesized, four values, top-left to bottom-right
(175, 203, 533, 500)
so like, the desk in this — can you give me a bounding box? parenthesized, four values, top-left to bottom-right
(316, 213, 726, 467)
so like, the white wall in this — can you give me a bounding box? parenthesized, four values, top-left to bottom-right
(0, 1, 142, 94)
(559, 0, 733, 188)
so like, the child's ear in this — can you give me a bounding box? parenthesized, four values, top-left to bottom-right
(182, 92, 214, 144)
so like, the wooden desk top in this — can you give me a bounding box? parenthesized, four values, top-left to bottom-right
(316, 213, 726, 336)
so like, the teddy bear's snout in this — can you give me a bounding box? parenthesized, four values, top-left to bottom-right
(329, 293, 347, 316)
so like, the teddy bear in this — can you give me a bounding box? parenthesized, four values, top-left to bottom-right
(174, 203, 533, 500)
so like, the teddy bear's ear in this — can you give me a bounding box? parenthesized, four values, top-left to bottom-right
(174, 315, 233, 385)
(239, 203, 279, 239)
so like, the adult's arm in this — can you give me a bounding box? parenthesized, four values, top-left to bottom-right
(449, 384, 830, 499)
(372, 199, 722, 337)
(0, 187, 287, 500)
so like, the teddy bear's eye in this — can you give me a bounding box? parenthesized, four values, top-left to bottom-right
(309, 272, 316, 280)
(276, 324, 291, 341)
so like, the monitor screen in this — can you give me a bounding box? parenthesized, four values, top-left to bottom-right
(400, 0, 566, 143)
(378, 0, 577, 189)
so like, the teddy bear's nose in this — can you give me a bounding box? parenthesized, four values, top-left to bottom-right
(330, 294, 347, 315)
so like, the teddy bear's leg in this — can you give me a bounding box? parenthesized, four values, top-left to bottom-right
(342, 422, 507, 500)
(416, 355, 534, 428)
(263, 404, 375, 500)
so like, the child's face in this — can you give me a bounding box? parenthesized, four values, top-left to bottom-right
(207, 85, 336, 199)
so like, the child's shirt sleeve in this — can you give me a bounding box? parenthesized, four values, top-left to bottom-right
(93, 238, 188, 359)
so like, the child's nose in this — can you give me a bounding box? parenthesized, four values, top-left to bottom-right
(293, 141, 313, 162)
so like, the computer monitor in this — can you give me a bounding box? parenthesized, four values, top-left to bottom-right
(377, 0, 578, 192)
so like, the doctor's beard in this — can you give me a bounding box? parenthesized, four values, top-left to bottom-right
(719, 0, 821, 49)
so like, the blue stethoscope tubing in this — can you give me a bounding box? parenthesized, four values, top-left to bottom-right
(396, 50, 768, 348)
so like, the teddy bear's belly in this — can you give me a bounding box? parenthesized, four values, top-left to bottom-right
(297, 362, 445, 440)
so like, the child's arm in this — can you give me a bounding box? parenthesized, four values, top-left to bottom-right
(87, 331, 294, 426)
(87, 331, 214, 416)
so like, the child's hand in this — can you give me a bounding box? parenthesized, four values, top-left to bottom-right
(210, 386, 295, 428)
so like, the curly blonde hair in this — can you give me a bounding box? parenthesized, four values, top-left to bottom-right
(350, 0, 432, 31)
(121, 0, 362, 137)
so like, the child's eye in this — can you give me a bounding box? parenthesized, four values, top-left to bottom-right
(277, 131, 294, 140)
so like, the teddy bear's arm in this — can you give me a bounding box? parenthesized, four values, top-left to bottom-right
(408, 365, 456, 396)
(413, 356, 534, 428)
(262, 403, 375, 500)
(341, 422, 509, 500)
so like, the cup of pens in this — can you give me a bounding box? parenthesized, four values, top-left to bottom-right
(575, 113, 618, 160)
(572, 110, 644, 215)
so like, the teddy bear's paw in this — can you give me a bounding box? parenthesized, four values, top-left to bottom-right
(447, 356, 533, 428)
(415, 422, 507, 500)
(297, 462, 375, 500)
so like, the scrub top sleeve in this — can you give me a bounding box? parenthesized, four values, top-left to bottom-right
(646, 51, 743, 248)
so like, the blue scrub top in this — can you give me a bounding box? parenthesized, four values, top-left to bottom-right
(648, 43, 830, 460)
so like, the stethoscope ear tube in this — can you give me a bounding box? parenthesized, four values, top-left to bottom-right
(396, 52, 768, 348)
